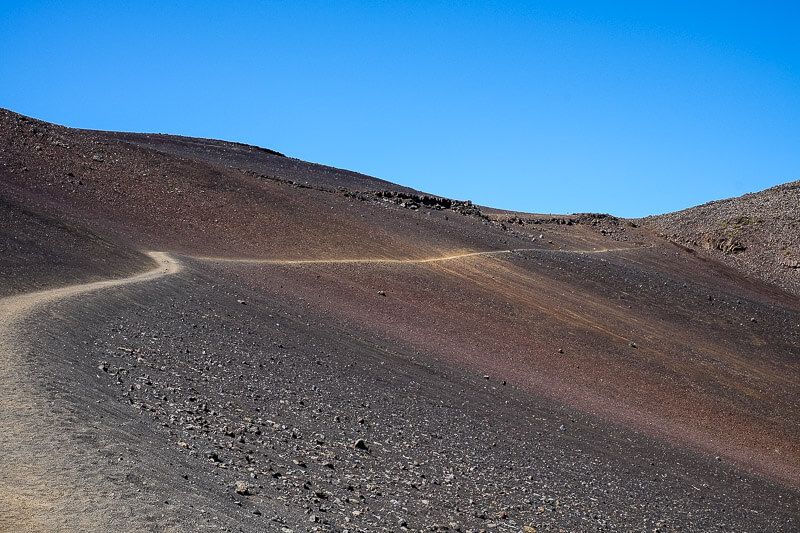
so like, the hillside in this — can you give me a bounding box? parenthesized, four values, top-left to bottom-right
(642, 181, 800, 297)
(1, 108, 798, 532)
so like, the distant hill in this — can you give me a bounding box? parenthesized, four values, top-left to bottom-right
(642, 181, 800, 296)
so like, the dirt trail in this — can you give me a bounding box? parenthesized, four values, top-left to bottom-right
(0, 252, 179, 532)
(193, 245, 640, 266)
(0, 246, 638, 531)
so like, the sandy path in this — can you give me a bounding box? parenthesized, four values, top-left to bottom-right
(193, 245, 640, 265)
(0, 252, 180, 532)
(0, 245, 638, 530)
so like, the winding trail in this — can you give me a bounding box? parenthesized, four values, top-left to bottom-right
(193, 245, 640, 266)
(0, 245, 638, 530)
(0, 252, 180, 532)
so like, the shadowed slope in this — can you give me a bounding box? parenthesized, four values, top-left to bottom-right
(0, 194, 151, 296)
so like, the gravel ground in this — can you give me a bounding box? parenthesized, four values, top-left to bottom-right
(20, 261, 798, 532)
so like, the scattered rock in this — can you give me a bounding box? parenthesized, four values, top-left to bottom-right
(234, 480, 250, 495)
(713, 236, 746, 254)
(206, 450, 222, 463)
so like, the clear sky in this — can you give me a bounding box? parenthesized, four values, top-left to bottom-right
(1, 1, 798, 217)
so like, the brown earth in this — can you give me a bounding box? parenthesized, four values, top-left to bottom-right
(1, 108, 798, 531)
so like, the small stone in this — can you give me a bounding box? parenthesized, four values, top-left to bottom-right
(377, 290, 386, 296)
(234, 480, 250, 495)
(353, 438, 369, 451)
(237, 299, 247, 305)
(206, 450, 221, 462)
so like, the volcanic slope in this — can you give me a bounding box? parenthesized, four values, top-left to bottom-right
(1, 108, 798, 531)
(642, 180, 800, 297)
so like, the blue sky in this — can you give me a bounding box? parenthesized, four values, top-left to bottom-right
(1, 1, 798, 217)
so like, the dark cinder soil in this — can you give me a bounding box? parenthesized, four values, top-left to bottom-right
(0, 193, 150, 296)
(101, 131, 419, 194)
(21, 262, 800, 532)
